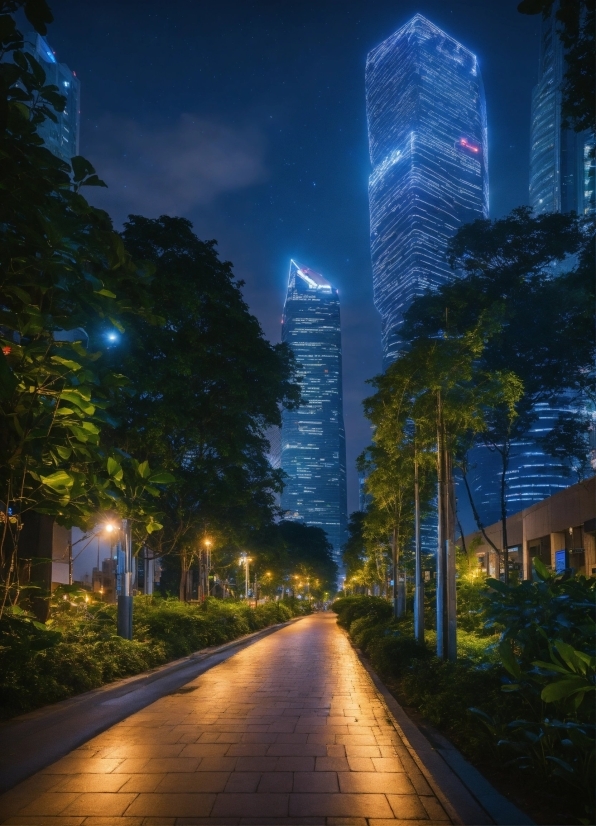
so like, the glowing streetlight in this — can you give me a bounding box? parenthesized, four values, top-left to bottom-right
(102, 518, 133, 640)
(239, 552, 253, 601)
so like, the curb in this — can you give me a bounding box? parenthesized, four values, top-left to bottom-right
(0, 614, 306, 794)
(353, 646, 535, 826)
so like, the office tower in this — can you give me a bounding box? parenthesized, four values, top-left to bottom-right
(22, 33, 80, 163)
(366, 14, 488, 368)
(280, 261, 348, 566)
(530, 9, 595, 217)
(470, 4, 596, 534)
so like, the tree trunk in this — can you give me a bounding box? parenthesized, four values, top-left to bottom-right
(500, 447, 510, 584)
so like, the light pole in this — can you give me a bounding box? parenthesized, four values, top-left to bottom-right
(239, 552, 252, 601)
(106, 519, 133, 640)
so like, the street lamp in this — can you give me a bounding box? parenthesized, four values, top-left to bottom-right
(239, 552, 253, 601)
(104, 519, 133, 640)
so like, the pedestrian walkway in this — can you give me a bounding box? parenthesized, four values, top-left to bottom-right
(0, 613, 455, 825)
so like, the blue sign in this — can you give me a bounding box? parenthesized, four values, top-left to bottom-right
(555, 549, 568, 573)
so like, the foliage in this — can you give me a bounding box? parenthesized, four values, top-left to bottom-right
(334, 575, 595, 823)
(0, 592, 303, 718)
(359, 315, 522, 584)
(402, 207, 594, 572)
(0, 2, 170, 614)
(109, 215, 301, 598)
(331, 595, 392, 630)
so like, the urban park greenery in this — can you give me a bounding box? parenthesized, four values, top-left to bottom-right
(333, 562, 595, 824)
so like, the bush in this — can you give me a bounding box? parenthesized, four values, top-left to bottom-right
(332, 595, 392, 630)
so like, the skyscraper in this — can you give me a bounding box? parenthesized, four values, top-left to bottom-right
(22, 33, 80, 163)
(530, 9, 595, 217)
(280, 261, 348, 566)
(366, 14, 489, 367)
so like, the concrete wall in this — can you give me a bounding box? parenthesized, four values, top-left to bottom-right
(463, 476, 595, 578)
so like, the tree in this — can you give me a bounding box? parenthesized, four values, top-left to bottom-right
(342, 511, 367, 584)
(518, 0, 595, 132)
(402, 207, 594, 575)
(0, 1, 166, 615)
(277, 521, 338, 597)
(110, 215, 301, 599)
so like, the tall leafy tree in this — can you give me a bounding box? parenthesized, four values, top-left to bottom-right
(110, 216, 301, 599)
(402, 207, 594, 570)
(0, 1, 165, 614)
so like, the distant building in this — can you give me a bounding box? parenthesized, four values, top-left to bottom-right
(529, 8, 595, 217)
(280, 261, 348, 566)
(464, 476, 595, 580)
(366, 14, 488, 368)
(22, 32, 80, 163)
(358, 472, 371, 513)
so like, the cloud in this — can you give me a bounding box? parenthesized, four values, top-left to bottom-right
(83, 114, 267, 221)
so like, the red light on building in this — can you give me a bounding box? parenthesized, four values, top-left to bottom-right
(457, 137, 480, 155)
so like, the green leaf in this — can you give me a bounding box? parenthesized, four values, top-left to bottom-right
(541, 676, 592, 703)
(499, 640, 522, 680)
(107, 457, 123, 481)
(137, 460, 151, 479)
(148, 471, 175, 485)
(532, 557, 550, 580)
(95, 289, 117, 298)
(40, 470, 75, 492)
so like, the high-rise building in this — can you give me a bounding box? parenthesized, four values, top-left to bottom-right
(366, 14, 488, 368)
(280, 261, 348, 566)
(466, 5, 596, 534)
(530, 9, 595, 217)
(22, 33, 80, 163)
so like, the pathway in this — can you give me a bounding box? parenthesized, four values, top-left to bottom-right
(0, 613, 456, 825)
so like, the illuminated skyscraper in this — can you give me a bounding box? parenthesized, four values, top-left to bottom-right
(22, 33, 80, 163)
(530, 9, 595, 217)
(280, 261, 347, 566)
(366, 14, 488, 367)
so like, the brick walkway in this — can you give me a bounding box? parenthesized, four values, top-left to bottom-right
(0, 613, 453, 825)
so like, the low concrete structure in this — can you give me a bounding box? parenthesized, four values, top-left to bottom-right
(464, 476, 595, 579)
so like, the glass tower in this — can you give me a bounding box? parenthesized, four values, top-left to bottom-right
(280, 261, 348, 566)
(22, 33, 80, 163)
(530, 9, 595, 217)
(366, 14, 488, 368)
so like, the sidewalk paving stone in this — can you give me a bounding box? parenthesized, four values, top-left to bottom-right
(0, 613, 467, 824)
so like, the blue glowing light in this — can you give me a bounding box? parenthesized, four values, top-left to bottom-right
(366, 13, 488, 367)
(280, 261, 347, 566)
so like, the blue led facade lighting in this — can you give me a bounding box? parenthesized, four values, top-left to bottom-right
(366, 14, 488, 367)
(22, 33, 80, 164)
(280, 261, 348, 567)
(530, 8, 595, 217)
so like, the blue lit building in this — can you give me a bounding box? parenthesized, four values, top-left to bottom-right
(530, 8, 595, 217)
(366, 14, 488, 368)
(280, 261, 348, 566)
(22, 33, 80, 163)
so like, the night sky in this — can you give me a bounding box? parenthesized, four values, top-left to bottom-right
(44, 0, 539, 513)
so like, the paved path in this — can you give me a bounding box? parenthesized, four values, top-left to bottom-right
(0, 613, 455, 825)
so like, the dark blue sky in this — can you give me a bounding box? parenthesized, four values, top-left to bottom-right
(46, 0, 539, 512)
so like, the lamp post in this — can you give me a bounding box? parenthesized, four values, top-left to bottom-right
(105, 519, 133, 640)
(239, 552, 252, 601)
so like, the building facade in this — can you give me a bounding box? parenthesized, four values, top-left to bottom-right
(366, 14, 488, 367)
(22, 33, 80, 163)
(464, 4, 596, 533)
(464, 476, 595, 580)
(280, 261, 348, 566)
(529, 9, 595, 218)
